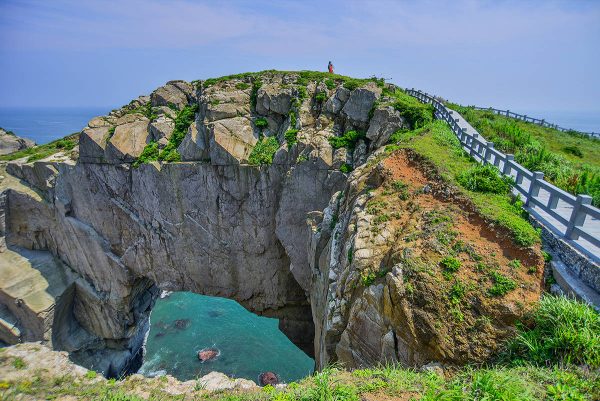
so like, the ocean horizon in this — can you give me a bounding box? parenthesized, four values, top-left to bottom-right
(0, 106, 598, 146)
(0, 106, 113, 145)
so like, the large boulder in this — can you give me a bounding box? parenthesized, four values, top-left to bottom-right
(208, 117, 257, 165)
(256, 85, 293, 116)
(178, 122, 209, 161)
(341, 83, 381, 128)
(324, 87, 350, 115)
(105, 120, 150, 163)
(366, 106, 407, 149)
(149, 116, 175, 142)
(79, 126, 110, 163)
(150, 80, 193, 109)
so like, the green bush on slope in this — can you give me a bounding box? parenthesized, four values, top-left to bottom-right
(504, 295, 600, 368)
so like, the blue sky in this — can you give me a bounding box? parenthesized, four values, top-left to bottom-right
(0, 0, 599, 112)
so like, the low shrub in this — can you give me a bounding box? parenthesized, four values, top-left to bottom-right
(456, 164, 513, 194)
(235, 82, 250, 90)
(563, 145, 583, 157)
(328, 130, 366, 149)
(248, 136, 279, 165)
(254, 118, 269, 130)
(340, 163, 353, 173)
(440, 257, 461, 273)
(325, 78, 336, 90)
(343, 79, 361, 91)
(315, 92, 327, 103)
(488, 271, 516, 296)
(285, 129, 298, 149)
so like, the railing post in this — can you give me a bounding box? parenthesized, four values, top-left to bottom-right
(484, 142, 494, 165)
(469, 133, 478, 157)
(503, 154, 514, 175)
(565, 195, 593, 240)
(525, 172, 544, 206)
(506, 110, 509, 117)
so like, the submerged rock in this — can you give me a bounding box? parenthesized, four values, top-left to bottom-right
(207, 310, 224, 318)
(198, 348, 219, 362)
(173, 319, 190, 330)
(258, 371, 279, 386)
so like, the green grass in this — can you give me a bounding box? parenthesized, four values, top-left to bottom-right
(504, 295, 600, 368)
(447, 103, 600, 207)
(388, 120, 540, 247)
(248, 136, 279, 165)
(0, 133, 79, 163)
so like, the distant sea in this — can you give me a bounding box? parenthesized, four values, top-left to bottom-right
(0, 107, 598, 147)
(0, 107, 112, 145)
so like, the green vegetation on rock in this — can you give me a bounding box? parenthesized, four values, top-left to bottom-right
(328, 130, 366, 150)
(134, 104, 198, 166)
(284, 129, 298, 149)
(248, 136, 279, 165)
(456, 164, 514, 194)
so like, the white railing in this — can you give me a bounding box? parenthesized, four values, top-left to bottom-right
(406, 89, 600, 260)
(470, 106, 599, 138)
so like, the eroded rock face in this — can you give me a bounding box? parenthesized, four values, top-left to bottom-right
(309, 149, 544, 369)
(0, 128, 35, 155)
(0, 72, 544, 378)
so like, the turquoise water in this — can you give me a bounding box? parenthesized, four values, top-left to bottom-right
(138, 292, 314, 383)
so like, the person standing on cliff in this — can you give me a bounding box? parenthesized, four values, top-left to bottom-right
(328, 61, 334, 74)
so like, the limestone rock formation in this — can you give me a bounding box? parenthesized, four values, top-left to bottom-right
(0, 71, 545, 379)
(0, 128, 35, 155)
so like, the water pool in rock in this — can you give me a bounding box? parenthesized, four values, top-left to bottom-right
(139, 292, 314, 383)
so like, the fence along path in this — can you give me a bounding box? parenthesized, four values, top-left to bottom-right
(471, 106, 599, 138)
(406, 89, 600, 262)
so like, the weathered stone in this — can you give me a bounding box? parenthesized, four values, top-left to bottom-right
(198, 371, 257, 391)
(178, 122, 209, 161)
(149, 116, 174, 142)
(106, 120, 150, 163)
(324, 87, 350, 115)
(79, 126, 110, 163)
(208, 117, 257, 164)
(341, 83, 381, 127)
(256, 85, 293, 116)
(151, 80, 193, 109)
(366, 106, 408, 149)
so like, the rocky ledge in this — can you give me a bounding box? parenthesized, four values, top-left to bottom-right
(0, 128, 34, 156)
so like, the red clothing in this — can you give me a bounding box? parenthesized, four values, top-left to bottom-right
(328, 63, 334, 73)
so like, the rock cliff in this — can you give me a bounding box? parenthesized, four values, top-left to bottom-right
(0, 71, 545, 377)
(0, 128, 34, 156)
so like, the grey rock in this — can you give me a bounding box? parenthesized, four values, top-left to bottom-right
(151, 80, 193, 109)
(0, 128, 35, 155)
(366, 106, 407, 149)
